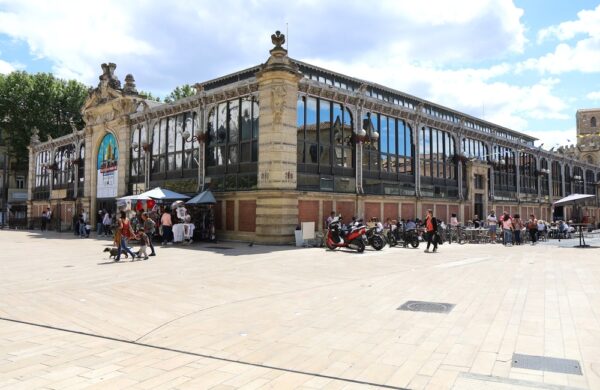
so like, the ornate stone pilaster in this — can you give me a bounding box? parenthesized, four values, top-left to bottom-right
(254, 31, 303, 244)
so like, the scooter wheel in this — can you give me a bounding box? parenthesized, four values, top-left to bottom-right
(410, 239, 419, 248)
(355, 240, 365, 253)
(326, 240, 337, 250)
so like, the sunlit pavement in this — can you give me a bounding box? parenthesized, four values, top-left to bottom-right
(1, 230, 600, 389)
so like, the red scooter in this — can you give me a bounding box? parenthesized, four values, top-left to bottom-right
(325, 217, 367, 253)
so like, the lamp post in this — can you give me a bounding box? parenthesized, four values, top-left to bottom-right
(178, 129, 207, 191)
(131, 140, 152, 192)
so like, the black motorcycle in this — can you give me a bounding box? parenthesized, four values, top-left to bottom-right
(386, 228, 398, 247)
(395, 225, 420, 248)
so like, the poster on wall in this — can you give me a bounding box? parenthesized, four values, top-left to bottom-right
(97, 133, 119, 198)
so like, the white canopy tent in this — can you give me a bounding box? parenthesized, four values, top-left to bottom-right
(139, 187, 191, 202)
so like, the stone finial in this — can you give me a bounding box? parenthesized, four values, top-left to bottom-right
(271, 30, 285, 49)
(123, 73, 138, 95)
(30, 127, 40, 145)
(99, 62, 121, 89)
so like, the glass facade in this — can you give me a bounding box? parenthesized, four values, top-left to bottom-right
(206, 96, 259, 191)
(297, 96, 355, 192)
(519, 152, 537, 195)
(461, 138, 488, 161)
(552, 161, 562, 197)
(492, 145, 516, 199)
(419, 126, 456, 197)
(573, 166, 584, 194)
(149, 111, 200, 182)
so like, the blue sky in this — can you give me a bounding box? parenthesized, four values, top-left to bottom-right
(1, 0, 600, 149)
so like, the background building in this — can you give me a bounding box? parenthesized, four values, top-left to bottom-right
(27, 32, 600, 243)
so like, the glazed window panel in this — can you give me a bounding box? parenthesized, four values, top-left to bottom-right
(229, 100, 239, 143)
(241, 98, 253, 141)
(319, 100, 331, 165)
(306, 97, 317, 143)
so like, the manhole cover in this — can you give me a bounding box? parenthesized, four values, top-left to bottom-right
(397, 300, 455, 313)
(512, 353, 582, 375)
(205, 246, 234, 250)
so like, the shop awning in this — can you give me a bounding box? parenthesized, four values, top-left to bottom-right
(186, 190, 217, 205)
(139, 187, 191, 201)
(553, 193, 595, 206)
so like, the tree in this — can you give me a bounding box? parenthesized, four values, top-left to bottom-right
(138, 90, 161, 102)
(164, 84, 196, 103)
(0, 71, 88, 168)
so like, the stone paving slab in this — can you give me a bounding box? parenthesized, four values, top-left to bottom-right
(1, 230, 600, 389)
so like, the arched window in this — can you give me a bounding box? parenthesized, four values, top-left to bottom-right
(591, 116, 597, 127)
(573, 166, 584, 193)
(419, 126, 457, 197)
(493, 145, 516, 199)
(205, 96, 259, 191)
(461, 138, 488, 161)
(519, 152, 537, 195)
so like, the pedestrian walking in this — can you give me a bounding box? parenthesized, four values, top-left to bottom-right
(487, 211, 498, 243)
(527, 214, 538, 245)
(141, 212, 156, 256)
(103, 212, 112, 236)
(161, 208, 173, 245)
(41, 210, 47, 231)
(115, 211, 137, 261)
(501, 211, 513, 245)
(512, 214, 523, 245)
(424, 209, 439, 253)
(135, 227, 150, 260)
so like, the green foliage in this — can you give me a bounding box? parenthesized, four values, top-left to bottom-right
(138, 90, 161, 102)
(0, 71, 89, 168)
(164, 84, 196, 103)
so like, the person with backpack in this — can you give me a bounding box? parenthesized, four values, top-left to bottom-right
(424, 209, 439, 253)
(141, 212, 157, 256)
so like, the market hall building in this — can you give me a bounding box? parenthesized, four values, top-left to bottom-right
(27, 31, 600, 244)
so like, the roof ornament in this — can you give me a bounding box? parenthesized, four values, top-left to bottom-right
(271, 30, 285, 50)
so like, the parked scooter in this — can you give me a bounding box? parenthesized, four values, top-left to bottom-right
(325, 217, 367, 253)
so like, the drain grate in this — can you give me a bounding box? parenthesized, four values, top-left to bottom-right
(397, 300, 455, 313)
(512, 353, 582, 375)
(205, 246, 234, 250)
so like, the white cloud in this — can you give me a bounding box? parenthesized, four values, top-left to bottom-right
(522, 5, 600, 75)
(0, 58, 15, 74)
(538, 4, 600, 42)
(526, 129, 576, 149)
(518, 38, 600, 74)
(586, 91, 600, 101)
(305, 57, 569, 133)
(0, 0, 558, 139)
(0, 0, 527, 91)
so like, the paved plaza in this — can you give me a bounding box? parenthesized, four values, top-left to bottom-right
(1, 231, 600, 389)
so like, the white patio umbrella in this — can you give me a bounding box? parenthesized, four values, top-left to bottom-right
(552, 194, 595, 207)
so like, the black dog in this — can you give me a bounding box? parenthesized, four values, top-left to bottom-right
(103, 247, 128, 260)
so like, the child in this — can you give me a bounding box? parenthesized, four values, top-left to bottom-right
(136, 227, 150, 260)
